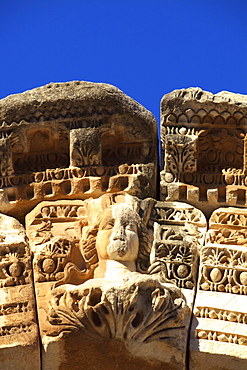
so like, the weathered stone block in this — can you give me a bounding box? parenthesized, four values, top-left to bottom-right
(161, 88, 247, 217)
(0, 81, 158, 222)
(0, 213, 40, 370)
(190, 207, 247, 369)
(25, 194, 199, 369)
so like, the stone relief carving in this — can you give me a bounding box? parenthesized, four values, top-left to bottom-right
(199, 245, 247, 294)
(25, 193, 192, 369)
(0, 139, 13, 177)
(161, 87, 247, 218)
(148, 202, 207, 310)
(196, 329, 247, 346)
(49, 275, 186, 345)
(0, 213, 40, 370)
(190, 207, 247, 369)
(164, 134, 198, 176)
(70, 127, 102, 167)
(26, 200, 91, 286)
(0, 82, 157, 222)
(0, 213, 34, 289)
(1, 83, 247, 369)
(195, 306, 247, 325)
(198, 128, 244, 173)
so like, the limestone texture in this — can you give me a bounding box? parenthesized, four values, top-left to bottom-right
(160, 87, 247, 218)
(0, 83, 247, 369)
(26, 193, 196, 369)
(0, 213, 40, 370)
(0, 81, 157, 223)
(190, 207, 247, 369)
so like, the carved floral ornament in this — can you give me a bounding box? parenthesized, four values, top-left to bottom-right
(0, 81, 158, 222)
(24, 192, 206, 367)
(1, 84, 247, 369)
(27, 196, 190, 311)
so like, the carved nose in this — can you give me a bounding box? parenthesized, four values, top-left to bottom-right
(113, 225, 125, 241)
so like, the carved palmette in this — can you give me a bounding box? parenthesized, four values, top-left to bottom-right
(70, 128, 102, 167)
(161, 88, 247, 220)
(165, 134, 198, 176)
(191, 206, 247, 363)
(149, 202, 207, 291)
(48, 274, 188, 344)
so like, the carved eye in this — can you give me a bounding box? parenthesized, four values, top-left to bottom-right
(102, 220, 115, 230)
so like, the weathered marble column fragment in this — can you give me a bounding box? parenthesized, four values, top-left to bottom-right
(160, 88, 247, 217)
(190, 207, 247, 369)
(0, 213, 40, 369)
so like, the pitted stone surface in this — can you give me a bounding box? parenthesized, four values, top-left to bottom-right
(0, 81, 157, 222)
(26, 193, 194, 370)
(0, 213, 40, 370)
(0, 83, 247, 369)
(160, 87, 247, 218)
(190, 207, 247, 369)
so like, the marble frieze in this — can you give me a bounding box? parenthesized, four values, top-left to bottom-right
(0, 83, 246, 369)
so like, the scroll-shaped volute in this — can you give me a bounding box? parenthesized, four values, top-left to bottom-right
(29, 193, 190, 370)
(26, 199, 92, 286)
(0, 81, 157, 222)
(0, 213, 40, 370)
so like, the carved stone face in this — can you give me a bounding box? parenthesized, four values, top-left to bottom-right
(96, 204, 139, 262)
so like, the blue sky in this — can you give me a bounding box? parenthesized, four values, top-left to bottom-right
(1, 1, 247, 121)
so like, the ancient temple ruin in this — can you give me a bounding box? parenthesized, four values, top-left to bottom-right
(0, 81, 246, 369)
